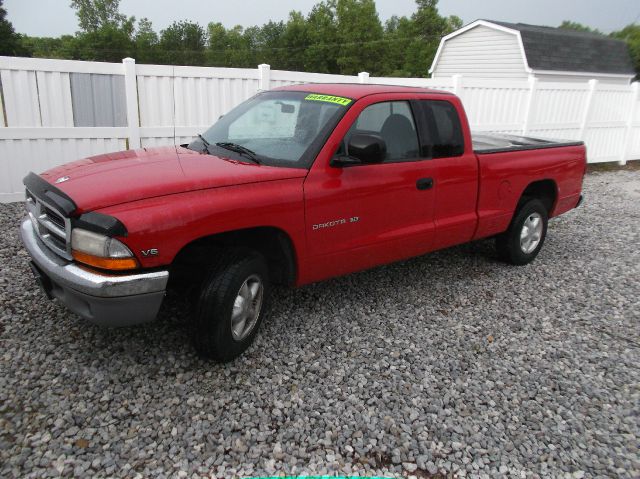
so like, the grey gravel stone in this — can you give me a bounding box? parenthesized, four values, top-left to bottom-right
(1, 169, 639, 478)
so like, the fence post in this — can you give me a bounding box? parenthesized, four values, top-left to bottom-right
(620, 82, 639, 166)
(258, 64, 271, 91)
(579, 79, 598, 142)
(122, 57, 141, 149)
(522, 76, 538, 135)
(452, 74, 463, 98)
(0, 80, 5, 127)
(358, 72, 370, 84)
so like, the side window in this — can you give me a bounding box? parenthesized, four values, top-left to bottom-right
(417, 100, 464, 158)
(343, 101, 420, 162)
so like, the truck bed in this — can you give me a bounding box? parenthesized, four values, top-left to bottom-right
(473, 133, 584, 154)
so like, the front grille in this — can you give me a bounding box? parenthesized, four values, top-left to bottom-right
(25, 189, 72, 260)
(44, 207, 65, 230)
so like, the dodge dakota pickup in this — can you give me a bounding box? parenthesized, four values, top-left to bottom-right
(20, 84, 586, 361)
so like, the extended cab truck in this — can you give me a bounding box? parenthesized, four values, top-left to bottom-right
(19, 84, 586, 362)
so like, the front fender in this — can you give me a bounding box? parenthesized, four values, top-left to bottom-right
(97, 179, 307, 270)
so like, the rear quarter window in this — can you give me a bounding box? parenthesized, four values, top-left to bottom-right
(418, 100, 465, 158)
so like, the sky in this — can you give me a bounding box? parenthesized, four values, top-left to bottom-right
(5, 0, 640, 38)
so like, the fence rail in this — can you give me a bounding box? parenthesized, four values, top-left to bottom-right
(1, 56, 639, 202)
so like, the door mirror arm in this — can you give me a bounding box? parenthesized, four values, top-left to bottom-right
(330, 155, 362, 167)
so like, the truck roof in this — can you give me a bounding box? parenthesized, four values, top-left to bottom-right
(272, 83, 453, 100)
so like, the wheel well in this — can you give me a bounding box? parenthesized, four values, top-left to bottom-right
(169, 227, 297, 290)
(519, 180, 557, 214)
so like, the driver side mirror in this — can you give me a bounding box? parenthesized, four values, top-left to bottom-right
(331, 133, 387, 167)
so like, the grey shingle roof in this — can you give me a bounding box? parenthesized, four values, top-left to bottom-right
(488, 20, 635, 75)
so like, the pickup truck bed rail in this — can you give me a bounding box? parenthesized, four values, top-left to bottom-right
(473, 133, 584, 154)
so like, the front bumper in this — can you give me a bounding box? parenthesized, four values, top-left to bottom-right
(20, 218, 169, 327)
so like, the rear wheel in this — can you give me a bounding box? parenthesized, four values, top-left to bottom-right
(191, 249, 269, 362)
(496, 198, 548, 265)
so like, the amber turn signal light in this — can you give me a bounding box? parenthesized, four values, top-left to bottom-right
(72, 250, 139, 271)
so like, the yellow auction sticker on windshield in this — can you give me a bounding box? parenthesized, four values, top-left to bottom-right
(305, 93, 352, 106)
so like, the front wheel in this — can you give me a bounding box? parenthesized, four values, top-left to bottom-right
(496, 198, 548, 265)
(191, 249, 270, 362)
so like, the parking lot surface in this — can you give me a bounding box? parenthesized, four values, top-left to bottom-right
(1, 169, 639, 478)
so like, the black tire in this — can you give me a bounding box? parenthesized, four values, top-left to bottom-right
(496, 198, 548, 265)
(191, 248, 270, 362)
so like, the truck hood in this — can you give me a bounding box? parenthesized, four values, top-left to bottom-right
(40, 146, 307, 213)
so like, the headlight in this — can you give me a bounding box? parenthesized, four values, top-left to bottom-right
(71, 228, 139, 270)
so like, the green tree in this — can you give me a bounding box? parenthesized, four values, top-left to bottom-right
(379, 0, 460, 77)
(223, 25, 252, 67)
(206, 24, 259, 68)
(69, 0, 135, 61)
(134, 17, 159, 63)
(206, 22, 228, 66)
(226, 25, 260, 68)
(20, 35, 81, 59)
(281, 11, 311, 71)
(611, 24, 640, 79)
(335, 0, 384, 75)
(12, 0, 471, 77)
(382, 15, 415, 76)
(0, 0, 22, 55)
(403, 0, 461, 76)
(255, 21, 286, 67)
(559, 21, 602, 35)
(305, 2, 339, 73)
(70, 0, 128, 32)
(239, 25, 261, 67)
(223, 25, 245, 66)
(74, 20, 135, 61)
(159, 20, 207, 65)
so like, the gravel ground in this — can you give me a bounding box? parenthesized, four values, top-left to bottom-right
(1, 169, 639, 479)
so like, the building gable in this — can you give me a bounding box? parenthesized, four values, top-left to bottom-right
(430, 23, 528, 79)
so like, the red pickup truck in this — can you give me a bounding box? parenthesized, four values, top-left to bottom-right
(20, 84, 585, 361)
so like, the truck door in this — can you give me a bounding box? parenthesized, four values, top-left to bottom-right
(414, 99, 479, 251)
(302, 97, 438, 283)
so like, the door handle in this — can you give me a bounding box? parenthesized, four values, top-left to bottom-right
(416, 177, 434, 190)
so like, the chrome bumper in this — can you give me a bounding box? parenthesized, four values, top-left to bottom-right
(20, 218, 169, 327)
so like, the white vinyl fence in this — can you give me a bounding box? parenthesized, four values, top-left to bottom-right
(1, 56, 639, 202)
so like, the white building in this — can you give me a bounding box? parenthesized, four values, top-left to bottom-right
(429, 20, 636, 85)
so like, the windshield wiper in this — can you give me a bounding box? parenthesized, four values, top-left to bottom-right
(215, 142, 261, 164)
(197, 134, 212, 154)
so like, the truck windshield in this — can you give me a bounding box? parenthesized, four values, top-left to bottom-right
(189, 91, 353, 168)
